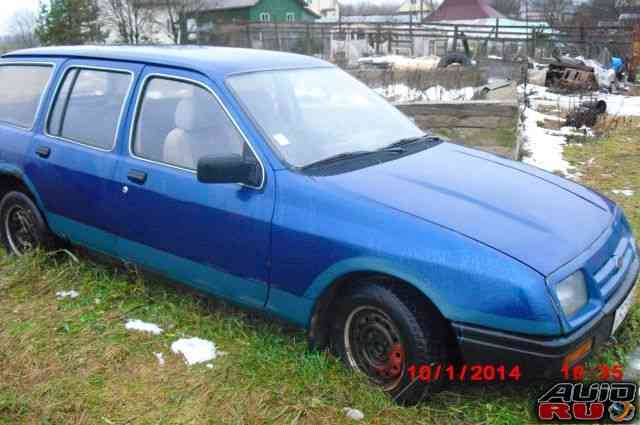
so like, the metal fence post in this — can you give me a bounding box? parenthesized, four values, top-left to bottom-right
(376, 24, 382, 55)
(306, 23, 312, 55)
(531, 29, 537, 57)
(409, 15, 414, 56)
(452, 25, 458, 52)
(274, 21, 281, 51)
(320, 24, 326, 59)
(245, 22, 252, 48)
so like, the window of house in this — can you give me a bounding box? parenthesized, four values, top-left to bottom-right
(132, 77, 246, 171)
(286, 13, 295, 22)
(0, 65, 53, 129)
(48, 68, 131, 150)
(259, 12, 271, 22)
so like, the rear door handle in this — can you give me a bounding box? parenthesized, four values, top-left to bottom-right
(127, 169, 147, 185)
(36, 146, 50, 158)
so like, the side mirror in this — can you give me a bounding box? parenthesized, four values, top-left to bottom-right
(197, 155, 260, 187)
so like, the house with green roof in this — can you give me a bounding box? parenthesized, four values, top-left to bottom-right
(197, 0, 320, 24)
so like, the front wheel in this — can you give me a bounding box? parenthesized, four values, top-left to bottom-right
(331, 282, 451, 405)
(0, 191, 56, 255)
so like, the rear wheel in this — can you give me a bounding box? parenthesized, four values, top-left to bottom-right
(331, 281, 450, 405)
(0, 191, 56, 255)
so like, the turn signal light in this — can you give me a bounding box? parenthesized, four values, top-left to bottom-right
(563, 338, 593, 366)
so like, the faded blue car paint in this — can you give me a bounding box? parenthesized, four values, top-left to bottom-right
(0, 46, 637, 344)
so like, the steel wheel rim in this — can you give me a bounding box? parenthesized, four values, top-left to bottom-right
(344, 305, 406, 390)
(4, 204, 38, 255)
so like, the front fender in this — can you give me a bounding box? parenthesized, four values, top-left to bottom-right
(304, 252, 563, 336)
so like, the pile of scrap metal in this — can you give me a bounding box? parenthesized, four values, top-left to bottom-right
(545, 57, 599, 93)
(566, 99, 607, 128)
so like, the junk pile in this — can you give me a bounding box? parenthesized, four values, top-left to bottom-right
(530, 56, 618, 93)
(545, 59, 599, 92)
(565, 99, 607, 128)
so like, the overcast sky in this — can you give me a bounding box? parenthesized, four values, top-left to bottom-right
(0, 0, 47, 37)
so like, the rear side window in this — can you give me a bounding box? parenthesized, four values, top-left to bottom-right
(132, 77, 245, 170)
(0, 64, 52, 129)
(48, 68, 131, 150)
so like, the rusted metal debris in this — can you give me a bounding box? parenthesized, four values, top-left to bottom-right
(545, 61, 598, 93)
(565, 99, 607, 128)
(630, 23, 640, 83)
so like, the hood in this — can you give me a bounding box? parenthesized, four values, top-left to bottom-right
(319, 143, 613, 276)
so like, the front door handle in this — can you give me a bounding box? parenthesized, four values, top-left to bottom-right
(127, 170, 147, 185)
(36, 146, 51, 158)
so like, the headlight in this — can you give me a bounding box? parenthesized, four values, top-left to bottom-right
(555, 271, 588, 317)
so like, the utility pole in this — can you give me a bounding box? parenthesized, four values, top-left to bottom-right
(524, 0, 529, 106)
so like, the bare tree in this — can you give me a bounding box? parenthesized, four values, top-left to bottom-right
(530, 0, 572, 25)
(102, 0, 157, 44)
(543, 0, 573, 24)
(341, 1, 403, 16)
(161, 0, 207, 44)
(489, 0, 520, 18)
(8, 9, 38, 48)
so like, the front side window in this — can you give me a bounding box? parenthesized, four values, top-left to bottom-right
(132, 77, 246, 171)
(227, 68, 422, 168)
(0, 64, 53, 128)
(48, 68, 131, 150)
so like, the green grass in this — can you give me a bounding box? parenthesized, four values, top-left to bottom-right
(1, 125, 639, 424)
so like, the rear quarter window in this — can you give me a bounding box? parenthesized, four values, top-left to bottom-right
(0, 64, 53, 129)
(47, 68, 132, 150)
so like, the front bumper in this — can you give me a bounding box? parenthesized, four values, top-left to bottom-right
(452, 258, 639, 379)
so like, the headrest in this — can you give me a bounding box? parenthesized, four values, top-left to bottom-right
(175, 95, 216, 131)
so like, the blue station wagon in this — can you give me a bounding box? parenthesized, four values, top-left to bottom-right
(0, 46, 637, 404)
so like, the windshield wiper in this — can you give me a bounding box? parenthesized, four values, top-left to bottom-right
(382, 134, 442, 151)
(301, 150, 376, 169)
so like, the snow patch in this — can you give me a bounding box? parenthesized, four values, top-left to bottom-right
(56, 290, 79, 299)
(358, 55, 440, 71)
(171, 337, 222, 366)
(375, 84, 475, 103)
(154, 352, 165, 366)
(343, 408, 365, 421)
(520, 106, 578, 176)
(125, 319, 163, 335)
(612, 189, 634, 197)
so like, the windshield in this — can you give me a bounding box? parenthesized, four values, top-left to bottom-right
(227, 68, 423, 168)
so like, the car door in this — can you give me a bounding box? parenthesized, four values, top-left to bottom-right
(111, 66, 274, 309)
(26, 59, 142, 255)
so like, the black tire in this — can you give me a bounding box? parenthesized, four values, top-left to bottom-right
(438, 52, 471, 68)
(330, 281, 450, 405)
(0, 191, 57, 255)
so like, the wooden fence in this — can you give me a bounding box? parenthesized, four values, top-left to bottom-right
(197, 21, 635, 62)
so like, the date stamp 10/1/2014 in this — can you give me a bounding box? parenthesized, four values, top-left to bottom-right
(405, 363, 626, 383)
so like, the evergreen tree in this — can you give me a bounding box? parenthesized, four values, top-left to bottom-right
(35, 0, 107, 45)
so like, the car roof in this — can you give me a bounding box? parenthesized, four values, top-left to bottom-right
(2, 45, 332, 78)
